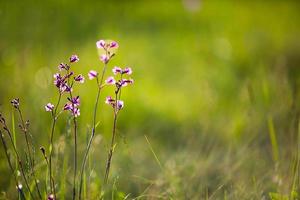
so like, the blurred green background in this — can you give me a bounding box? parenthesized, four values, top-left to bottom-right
(1, 0, 300, 199)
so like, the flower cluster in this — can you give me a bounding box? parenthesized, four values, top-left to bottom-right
(64, 96, 81, 117)
(45, 54, 83, 118)
(96, 40, 118, 64)
(104, 66, 134, 111)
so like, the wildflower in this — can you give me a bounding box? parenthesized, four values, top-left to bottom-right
(68, 96, 80, 107)
(105, 96, 124, 110)
(105, 76, 116, 85)
(100, 54, 109, 64)
(64, 103, 72, 111)
(112, 66, 132, 75)
(70, 55, 79, 63)
(96, 40, 106, 49)
(122, 67, 132, 75)
(120, 78, 134, 87)
(105, 96, 114, 105)
(48, 194, 55, 200)
(88, 70, 98, 80)
(58, 63, 69, 71)
(11, 98, 20, 108)
(73, 107, 80, 117)
(116, 100, 124, 110)
(74, 74, 85, 83)
(112, 66, 122, 75)
(45, 103, 54, 112)
(96, 40, 118, 50)
(109, 41, 118, 48)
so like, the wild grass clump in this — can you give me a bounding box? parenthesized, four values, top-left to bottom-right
(0, 39, 133, 199)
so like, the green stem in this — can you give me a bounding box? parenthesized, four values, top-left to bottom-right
(79, 64, 107, 199)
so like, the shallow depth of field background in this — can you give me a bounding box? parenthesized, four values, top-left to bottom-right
(0, 0, 300, 199)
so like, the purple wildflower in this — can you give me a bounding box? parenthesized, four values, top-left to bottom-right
(48, 194, 55, 200)
(11, 98, 20, 108)
(70, 55, 79, 63)
(105, 76, 116, 85)
(105, 96, 124, 110)
(105, 96, 114, 105)
(88, 70, 98, 80)
(74, 74, 85, 83)
(116, 100, 124, 110)
(58, 63, 69, 71)
(68, 96, 80, 107)
(96, 40, 106, 49)
(122, 67, 132, 75)
(112, 66, 122, 75)
(45, 103, 54, 112)
(120, 78, 134, 87)
(64, 103, 72, 111)
(72, 107, 80, 117)
(110, 41, 118, 48)
(100, 54, 109, 64)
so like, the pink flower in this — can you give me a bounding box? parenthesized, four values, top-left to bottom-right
(96, 40, 106, 49)
(45, 103, 54, 112)
(109, 41, 118, 48)
(112, 66, 122, 75)
(100, 54, 109, 64)
(105, 76, 116, 85)
(88, 70, 98, 80)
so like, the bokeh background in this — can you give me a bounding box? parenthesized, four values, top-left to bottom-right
(1, 0, 300, 199)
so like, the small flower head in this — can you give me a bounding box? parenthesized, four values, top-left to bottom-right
(74, 74, 85, 83)
(112, 66, 122, 75)
(88, 70, 98, 80)
(105, 96, 114, 105)
(109, 41, 118, 48)
(70, 55, 79, 63)
(105, 96, 124, 110)
(105, 76, 116, 85)
(122, 67, 132, 75)
(73, 107, 80, 117)
(96, 40, 118, 50)
(11, 98, 20, 108)
(58, 63, 69, 71)
(100, 54, 109, 64)
(120, 78, 134, 87)
(45, 103, 54, 112)
(116, 100, 124, 110)
(64, 103, 72, 111)
(48, 194, 55, 200)
(68, 96, 80, 107)
(96, 40, 106, 49)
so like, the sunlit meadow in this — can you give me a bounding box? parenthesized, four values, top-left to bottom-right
(0, 1, 300, 199)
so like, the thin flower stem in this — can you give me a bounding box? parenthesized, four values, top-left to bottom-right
(104, 91, 119, 184)
(79, 63, 107, 199)
(1, 123, 34, 199)
(17, 108, 42, 200)
(49, 92, 62, 197)
(66, 68, 78, 200)
(0, 130, 26, 199)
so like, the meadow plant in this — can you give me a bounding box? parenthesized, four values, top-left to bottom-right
(0, 39, 133, 199)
